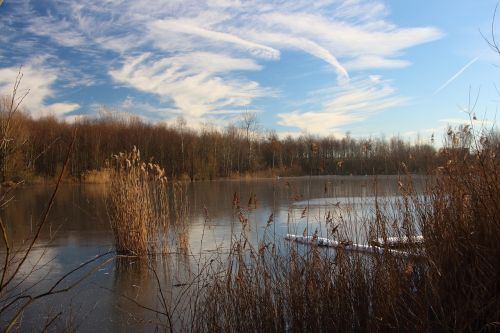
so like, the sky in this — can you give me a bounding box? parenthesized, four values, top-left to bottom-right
(0, 0, 499, 142)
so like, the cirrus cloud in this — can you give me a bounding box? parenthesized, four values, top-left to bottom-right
(0, 57, 80, 119)
(278, 76, 408, 136)
(109, 52, 267, 121)
(1, 0, 442, 128)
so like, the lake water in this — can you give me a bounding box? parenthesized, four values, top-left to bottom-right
(0, 175, 425, 332)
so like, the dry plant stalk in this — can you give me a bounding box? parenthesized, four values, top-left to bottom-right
(188, 125, 499, 333)
(0, 75, 116, 332)
(108, 146, 170, 255)
(172, 181, 189, 252)
(111, 126, 498, 333)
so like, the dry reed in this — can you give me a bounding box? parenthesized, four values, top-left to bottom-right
(172, 181, 189, 253)
(110, 127, 498, 333)
(188, 125, 500, 332)
(108, 146, 170, 255)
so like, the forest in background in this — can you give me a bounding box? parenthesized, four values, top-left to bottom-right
(0, 103, 487, 182)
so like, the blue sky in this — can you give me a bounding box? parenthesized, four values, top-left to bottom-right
(0, 0, 499, 142)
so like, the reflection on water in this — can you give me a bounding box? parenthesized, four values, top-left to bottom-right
(0, 175, 426, 331)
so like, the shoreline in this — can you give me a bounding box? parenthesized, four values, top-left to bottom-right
(4, 172, 428, 187)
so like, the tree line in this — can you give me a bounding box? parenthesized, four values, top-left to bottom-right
(0, 106, 447, 182)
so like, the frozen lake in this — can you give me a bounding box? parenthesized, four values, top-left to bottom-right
(0, 175, 426, 331)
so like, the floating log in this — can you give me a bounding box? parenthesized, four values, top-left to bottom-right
(284, 234, 420, 257)
(373, 235, 424, 248)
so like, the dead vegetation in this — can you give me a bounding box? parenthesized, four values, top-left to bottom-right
(107, 146, 170, 255)
(107, 146, 189, 256)
(184, 125, 500, 333)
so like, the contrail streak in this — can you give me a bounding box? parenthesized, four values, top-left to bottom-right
(433, 56, 479, 95)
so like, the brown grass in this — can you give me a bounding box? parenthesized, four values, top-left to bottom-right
(108, 127, 499, 333)
(172, 181, 189, 253)
(108, 146, 170, 255)
(186, 125, 500, 332)
(108, 146, 191, 256)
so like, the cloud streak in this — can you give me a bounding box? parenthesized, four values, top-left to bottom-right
(278, 76, 407, 136)
(151, 20, 281, 60)
(433, 56, 480, 96)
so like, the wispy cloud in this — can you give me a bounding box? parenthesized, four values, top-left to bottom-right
(433, 56, 480, 95)
(109, 52, 267, 122)
(0, 57, 80, 119)
(278, 76, 408, 136)
(150, 19, 280, 60)
(2, 0, 443, 124)
(26, 15, 87, 48)
(253, 11, 442, 71)
(42, 102, 80, 118)
(344, 56, 410, 70)
(118, 96, 181, 121)
(439, 117, 497, 128)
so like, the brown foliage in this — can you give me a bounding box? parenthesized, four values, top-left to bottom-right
(0, 109, 441, 181)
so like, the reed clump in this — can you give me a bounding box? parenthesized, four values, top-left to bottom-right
(108, 146, 170, 255)
(190, 126, 500, 332)
(172, 181, 189, 252)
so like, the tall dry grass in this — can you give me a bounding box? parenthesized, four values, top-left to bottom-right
(172, 181, 189, 253)
(414, 125, 500, 332)
(187, 125, 500, 332)
(108, 146, 170, 255)
(108, 146, 190, 255)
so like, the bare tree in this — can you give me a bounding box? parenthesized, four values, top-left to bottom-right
(481, 3, 500, 56)
(239, 111, 259, 172)
(0, 75, 113, 331)
(176, 116, 187, 174)
(0, 70, 29, 182)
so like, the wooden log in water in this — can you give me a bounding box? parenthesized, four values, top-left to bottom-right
(372, 235, 424, 248)
(284, 234, 422, 257)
